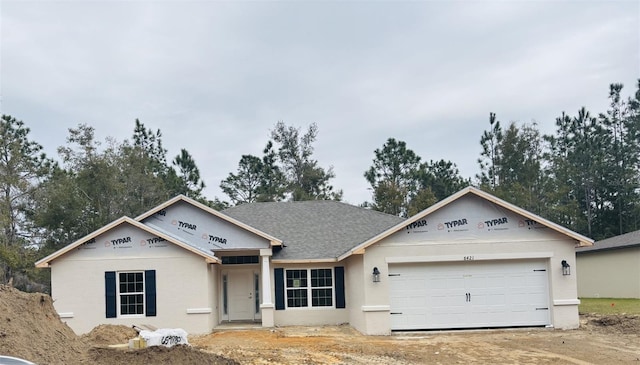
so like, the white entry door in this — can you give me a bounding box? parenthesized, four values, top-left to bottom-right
(389, 260, 550, 330)
(227, 271, 255, 321)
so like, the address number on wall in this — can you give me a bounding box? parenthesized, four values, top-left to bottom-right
(463, 256, 475, 261)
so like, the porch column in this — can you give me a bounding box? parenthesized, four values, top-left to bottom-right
(260, 247, 274, 327)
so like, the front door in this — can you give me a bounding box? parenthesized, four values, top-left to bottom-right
(227, 270, 255, 321)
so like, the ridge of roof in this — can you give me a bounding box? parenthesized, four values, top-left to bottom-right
(224, 199, 403, 221)
(224, 200, 404, 261)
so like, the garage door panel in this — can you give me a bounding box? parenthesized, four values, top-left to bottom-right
(472, 292, 506, 306)
(389, 260, 550, 330)
(431, 277, 464, 289)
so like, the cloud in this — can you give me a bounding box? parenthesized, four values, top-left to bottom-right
(1, 0, 638, 206)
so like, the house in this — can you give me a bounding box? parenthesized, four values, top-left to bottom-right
(576, 230, 640, 299)
(35, 187, 592, 335)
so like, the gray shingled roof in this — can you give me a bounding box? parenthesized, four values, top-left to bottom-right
(223, 201, 404, 261)
(577, 229, 640, 253)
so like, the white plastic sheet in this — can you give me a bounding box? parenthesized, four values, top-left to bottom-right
(139, 328, 189, 348)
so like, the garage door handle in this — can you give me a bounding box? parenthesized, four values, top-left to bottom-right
(466, 293, 471, 302)
(536, 307, 549, 310)
(390, 312, 403, 315)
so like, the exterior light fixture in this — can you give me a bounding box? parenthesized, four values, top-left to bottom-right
(561, 260, 571, 276)
(372, 267, 381, 283)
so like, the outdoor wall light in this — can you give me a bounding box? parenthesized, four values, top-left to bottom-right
(561, 260, 571, 276)
(372, 267, 381, 283)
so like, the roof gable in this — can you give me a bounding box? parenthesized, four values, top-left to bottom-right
(340, 187, 593, 259)
(35, 217, 220, 268)
(136, 195, 282, 248)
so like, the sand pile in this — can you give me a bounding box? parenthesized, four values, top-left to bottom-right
(0, 285, 88, 364)
(0, 285, 237, 364)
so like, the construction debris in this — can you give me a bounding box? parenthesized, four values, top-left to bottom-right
(139, 328, 189, 348)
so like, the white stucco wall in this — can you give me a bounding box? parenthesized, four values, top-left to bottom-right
(274, 306, 349, 326)
(355, 194, 582, 334)
(360, 239, 580, 332)
(272, 263, 349, 326)
(577, 247, 640, 298)
(49, 224, 217, 335)
(46, 192, 586, 337)
(548, 247, 581, 329)
(344, 255, 366, 333)
(209, 263, 220, 325)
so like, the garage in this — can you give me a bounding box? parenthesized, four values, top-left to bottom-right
(389, 259, 551, 330)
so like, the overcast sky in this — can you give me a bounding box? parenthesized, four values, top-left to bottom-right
(1, 1, 638, 205)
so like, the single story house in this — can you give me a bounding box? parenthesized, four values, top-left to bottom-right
(35, 187, 592, 335)
(576, 230, 640, 298)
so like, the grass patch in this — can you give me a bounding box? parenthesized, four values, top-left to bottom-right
(579, 298, 640, 315)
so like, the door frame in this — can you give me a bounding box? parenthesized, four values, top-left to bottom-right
(220, 267, 262, 322)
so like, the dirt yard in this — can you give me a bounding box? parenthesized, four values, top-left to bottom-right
(1, 285, 639, 364)
(193, 316, 640, 365)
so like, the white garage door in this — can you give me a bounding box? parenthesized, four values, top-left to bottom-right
(389, 260, 550, 330)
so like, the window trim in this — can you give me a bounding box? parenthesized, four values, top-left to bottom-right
(117, 271, 146, 317)
(310, 269, 333, 307)
(222, 274, 228, 315)
(284, 268, 335, 309)
(254, 273, 260, 314)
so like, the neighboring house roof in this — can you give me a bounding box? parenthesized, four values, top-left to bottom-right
(577, 229, 640, 253)
(135, 195, 282, 246)
(34, 216, 220, 268)
(339, 186, 594, 260)
(223, 200, 404, 262)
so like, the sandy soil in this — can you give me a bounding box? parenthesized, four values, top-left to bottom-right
(1, 286, 638, 364)
(0, 286, 235, 365)
(0, 285, 88, 364)
(191, 314, 640, 365)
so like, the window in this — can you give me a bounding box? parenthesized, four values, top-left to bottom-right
(222, 274, 228, 315)
(311, 269, 333, 307)
(119, 272, 145, 315)
(221, 256, 259, 265)
(286, 270, 308, 307)
(254, 273, 260, 314)
(285, 269, 333, 308)
(105, 270, 156, 318)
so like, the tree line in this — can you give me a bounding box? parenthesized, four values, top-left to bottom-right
(1, 80, 638, 291)
(476, 82, 640, 240)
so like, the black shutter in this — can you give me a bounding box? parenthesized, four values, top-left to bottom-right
(145, 270, 157, 317)
(105, 271, 117, 318)
(335, 266, 345, 309)
(274, 268, 285, 310)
